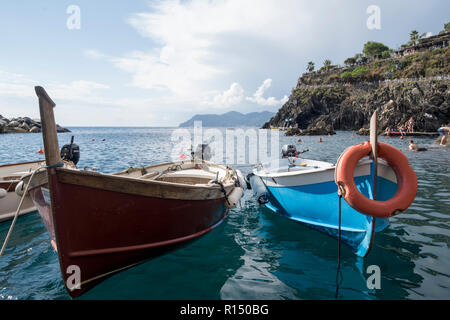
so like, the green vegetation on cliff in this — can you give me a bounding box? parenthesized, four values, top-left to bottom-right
(301, 46, 449, 85)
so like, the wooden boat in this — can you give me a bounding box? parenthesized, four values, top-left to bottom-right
(22, 86, 243, 298)
(0, 161, 42, 223)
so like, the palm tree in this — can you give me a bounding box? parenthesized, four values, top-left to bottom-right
(306, 61, 315, 72)
(409, 30, 419, 46)
(323, 59, 332, 72)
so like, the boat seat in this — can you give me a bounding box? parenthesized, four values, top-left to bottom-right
(139, 171, 159, 180)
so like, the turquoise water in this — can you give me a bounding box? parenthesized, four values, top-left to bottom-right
(0, 128, 449, 300)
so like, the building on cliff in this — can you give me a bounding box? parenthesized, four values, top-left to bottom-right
(394, 31, 450, 57)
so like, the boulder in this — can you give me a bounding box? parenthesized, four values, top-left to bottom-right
(7, 120, 20, 128)
(19, 122, 30, 131)
(4, 127, 28, 134)
(56, 125, 71, 133)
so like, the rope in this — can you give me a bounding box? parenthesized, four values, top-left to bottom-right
(335, 194, 344, 299)
(4, 180, 15, 193)
(44, 162, 64, 169)
(0, 166, 44, 258)
(212, 180, 230, 207)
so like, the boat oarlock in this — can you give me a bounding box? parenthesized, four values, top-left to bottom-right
(335, 141, 417, 218)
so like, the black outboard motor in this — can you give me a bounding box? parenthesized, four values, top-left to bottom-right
(194, 144, 212, 161)
(60, 136, 80, 165)
(281, 144, 297, 158)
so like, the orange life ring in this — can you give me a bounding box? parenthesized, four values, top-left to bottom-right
(335, 141, 417, 218)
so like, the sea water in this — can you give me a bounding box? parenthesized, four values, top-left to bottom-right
(0, 128, 449, 300)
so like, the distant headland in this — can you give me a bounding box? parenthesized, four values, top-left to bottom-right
(179, 111, 275, 127)
(0, 115, 70, 134)
(264, 23, 450, 135)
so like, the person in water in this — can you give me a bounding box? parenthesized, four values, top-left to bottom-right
(409, 140, 427, 151)
(438, 126, 450, 146)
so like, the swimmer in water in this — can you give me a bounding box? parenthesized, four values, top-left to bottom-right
(408, 140, 419, 151)
(409, 140, 427, 151)
(318, 137, 323, 143)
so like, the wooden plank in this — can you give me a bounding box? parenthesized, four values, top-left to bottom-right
(35, 86, 61, 168)
(382, 132, 439, 137)
(55, 168, 234, 201)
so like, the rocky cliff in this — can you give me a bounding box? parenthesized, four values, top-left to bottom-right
(263, 47, 450, 135)
(0, 115, 70, 134)
(263, 79, 449, 135)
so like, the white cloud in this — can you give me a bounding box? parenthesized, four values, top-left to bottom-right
(103, 0, 316, 99)
(0, 71, 110, 104)
(246, 79, 288, 106)
(207, 82, 244, 108)
(83, 49, 108, 60)
(0, 70, 35, 97)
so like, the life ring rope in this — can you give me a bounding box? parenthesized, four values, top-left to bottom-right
(335, 141, 417, 218)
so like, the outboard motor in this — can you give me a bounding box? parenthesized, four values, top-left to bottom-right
(60, 136, 80, 165)
(194, 144, 212, 161)
(281, 144, 297, 158)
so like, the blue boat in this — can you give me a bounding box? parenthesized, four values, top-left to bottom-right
(250, 156, 398, 257)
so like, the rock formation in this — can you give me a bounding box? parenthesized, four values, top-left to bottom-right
(263, 79, 449, 135)
(0, 115, 70, 134)
(263, 46, 450, 135)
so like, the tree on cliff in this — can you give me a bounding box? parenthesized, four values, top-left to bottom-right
(344, 57, 357, 67)
(306, 61, 315, 72)
(363, 41, 390, 59)
(409, 30, 419, 45)
(438, 22, 449, 34)
(323, 59, 332, 72)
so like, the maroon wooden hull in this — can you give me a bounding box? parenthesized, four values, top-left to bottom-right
(28, 174, 229, 298)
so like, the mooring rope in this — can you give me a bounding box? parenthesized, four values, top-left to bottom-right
(0, 166, 44, 258)
(335, 193, 344, 299)
(213, 180, 231, 207)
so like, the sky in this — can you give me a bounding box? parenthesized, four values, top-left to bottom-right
(0, 0, 449, 127)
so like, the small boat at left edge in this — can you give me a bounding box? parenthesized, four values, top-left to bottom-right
(0, 161, 43, 223)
